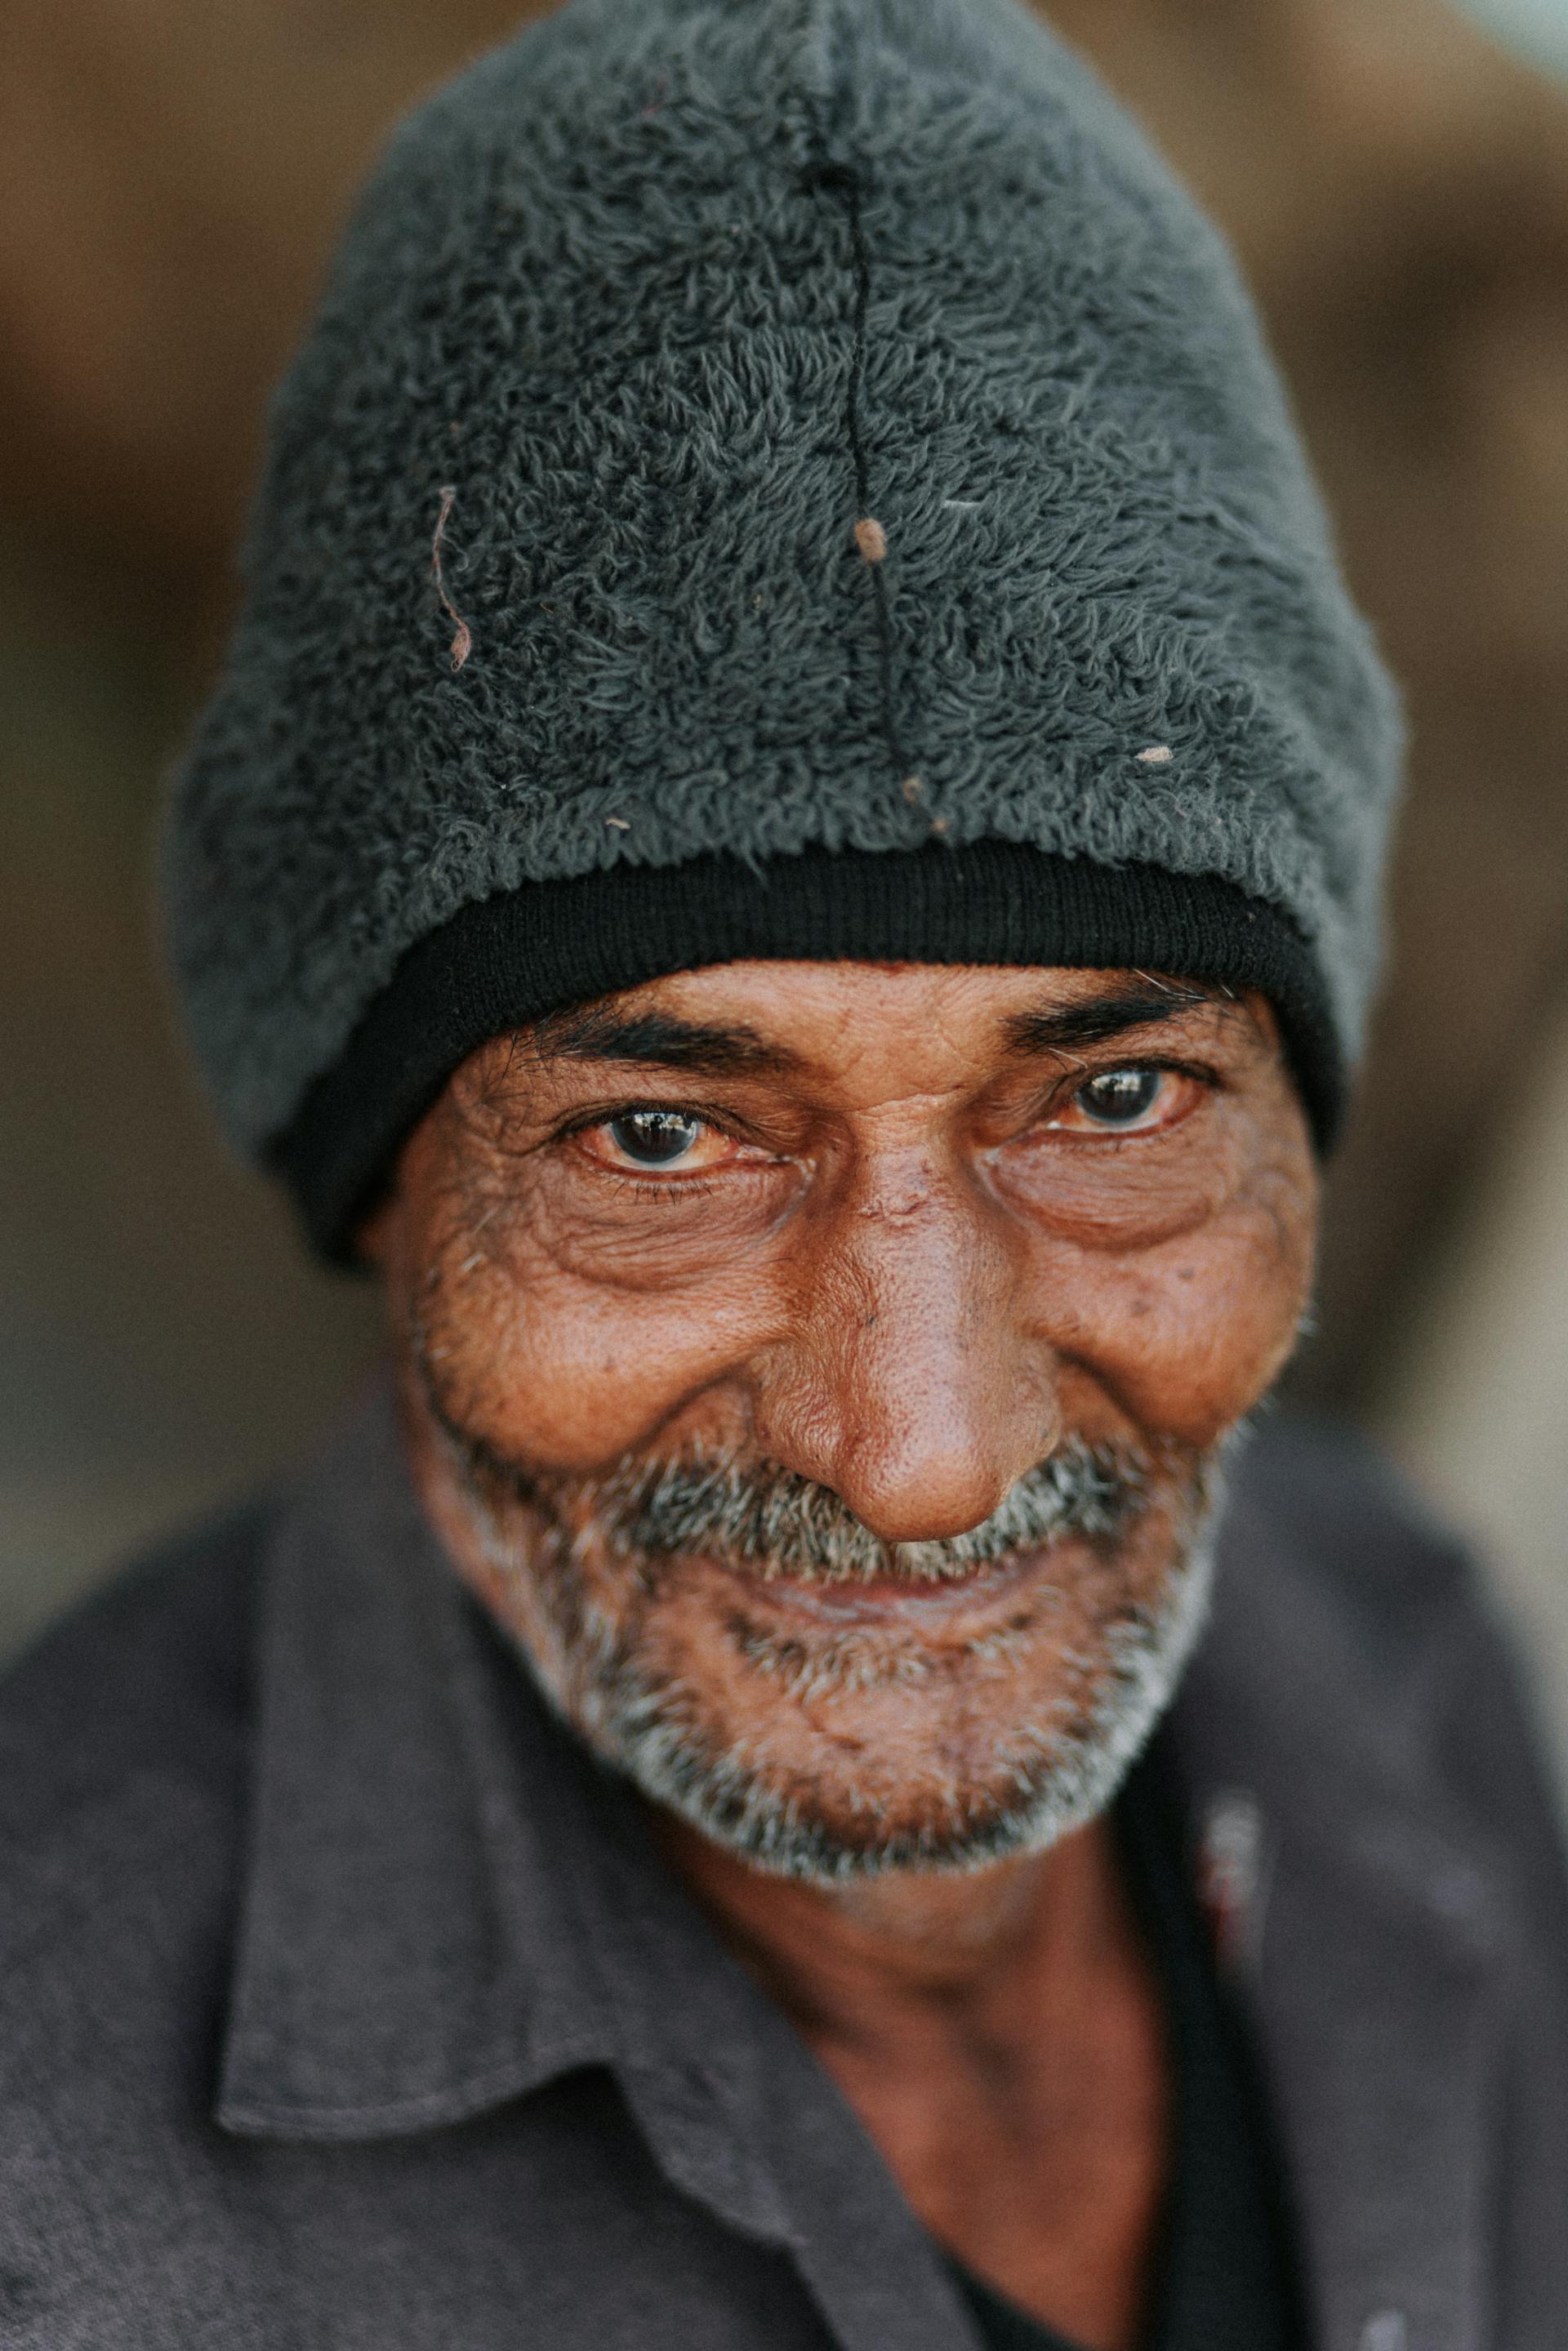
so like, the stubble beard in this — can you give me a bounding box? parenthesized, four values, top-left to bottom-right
(424, 1366, 1232, 1884)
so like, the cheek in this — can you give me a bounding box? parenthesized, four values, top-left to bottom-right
(1019, 1180, 1316, 1448)
(406, 1195, 786, 1471)
(992, 1113, 1245, 1249)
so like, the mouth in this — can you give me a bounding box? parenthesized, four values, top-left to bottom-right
(702, 1534, 1090, 1631)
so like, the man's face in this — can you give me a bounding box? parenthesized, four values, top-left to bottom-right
(367, 960, 1316, 1881)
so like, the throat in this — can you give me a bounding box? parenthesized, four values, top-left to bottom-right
(651, 1806, 1170, 2351)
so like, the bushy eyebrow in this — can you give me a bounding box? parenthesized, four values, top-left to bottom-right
(529, 1004, 801, 1077)
(1004, 982, 1223, 1058)
(523, 978, 1230, 1082)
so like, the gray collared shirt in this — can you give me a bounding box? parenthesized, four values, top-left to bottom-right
(2, 1394, 1566, 2351)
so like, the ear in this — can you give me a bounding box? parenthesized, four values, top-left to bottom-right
(1239, 989, 1282, 1052)
(353, 1184, 399, 1272)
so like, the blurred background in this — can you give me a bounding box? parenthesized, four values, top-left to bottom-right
(3, 0, 1566, 1794)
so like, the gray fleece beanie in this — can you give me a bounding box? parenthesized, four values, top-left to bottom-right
(167, 0, 1402, 1258)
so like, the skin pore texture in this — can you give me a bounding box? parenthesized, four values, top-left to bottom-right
(363, 959, 1317, 2351)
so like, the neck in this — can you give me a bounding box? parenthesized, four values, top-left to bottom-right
(647, 1804, 1129, 2038)
(645, 1797, 1170, 2351)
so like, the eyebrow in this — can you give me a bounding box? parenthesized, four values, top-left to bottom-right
(528, 1004, 801, 1076)
(525, 978, 1230, 1081)
(1004, 982, 1223, 1058)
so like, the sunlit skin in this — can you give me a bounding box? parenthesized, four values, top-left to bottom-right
(363, 959, 1317, 2351)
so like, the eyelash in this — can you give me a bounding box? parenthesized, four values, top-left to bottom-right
(556, 1102, 751, 1147)
(1059, 1057, 1218, 1105)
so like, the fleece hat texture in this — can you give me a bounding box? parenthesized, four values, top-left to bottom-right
(167, 0, 1403, 1257)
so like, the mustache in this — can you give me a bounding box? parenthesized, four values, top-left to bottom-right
(413, 1318, 1152, 1586)
(465, 1435, 1150, 1587)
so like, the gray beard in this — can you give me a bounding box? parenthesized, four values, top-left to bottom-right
(445, 1422, 1230, 1885)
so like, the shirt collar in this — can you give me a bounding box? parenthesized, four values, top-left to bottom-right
(1172, 1461, 1511, 2351)
(214, 1386, 781, 2239)
(216, 1386, 621, 2139)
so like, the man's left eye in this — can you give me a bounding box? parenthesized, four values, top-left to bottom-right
(1051, 1067, 1178, 1133)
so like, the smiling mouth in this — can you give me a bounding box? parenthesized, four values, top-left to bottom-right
(700, 1535, 1088, 1625)
(712, 1543, 1087, 1699)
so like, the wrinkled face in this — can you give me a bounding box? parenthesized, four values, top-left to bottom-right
(365, 961, 1317, 1881)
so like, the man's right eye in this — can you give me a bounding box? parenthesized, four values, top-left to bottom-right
(572, 1107, 746, 1177)
(604, 1110, 705, 1167)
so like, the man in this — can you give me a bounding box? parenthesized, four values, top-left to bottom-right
(3, 1, 1565, 2346)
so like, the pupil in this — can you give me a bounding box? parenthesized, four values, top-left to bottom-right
(1081, 1068, 1160, 1124)
(609, 1110, 702, 1165)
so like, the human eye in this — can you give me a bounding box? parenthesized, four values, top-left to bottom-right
(1046, 1064, 1206, 1135)
(572, 1105, 740, 1176)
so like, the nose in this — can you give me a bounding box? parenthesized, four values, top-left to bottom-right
(749, 1157, 1058, 1543)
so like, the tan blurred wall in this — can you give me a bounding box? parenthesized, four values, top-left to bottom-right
(3, 0, 1567, 1732)
(0, 541, 381, 1654)
(1379, 979, 1568, 1792)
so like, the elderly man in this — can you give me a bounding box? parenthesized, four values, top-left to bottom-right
(4, 0, 1566, 2345)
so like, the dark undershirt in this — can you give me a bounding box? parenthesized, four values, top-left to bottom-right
(944, 1736, 1306, 2351)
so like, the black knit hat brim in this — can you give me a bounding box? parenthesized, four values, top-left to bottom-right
(273, 841, 1340, 1262)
